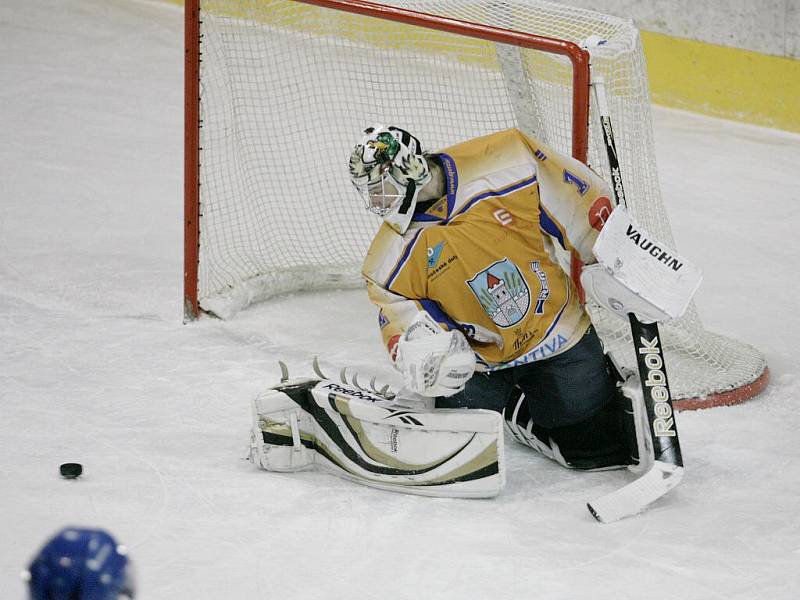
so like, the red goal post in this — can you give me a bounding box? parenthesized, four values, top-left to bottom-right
(184, 0, 768, 408)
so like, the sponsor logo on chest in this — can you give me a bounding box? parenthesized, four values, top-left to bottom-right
(492, 208, 513, 226)
(427, 241, 458, 281)
(505, 333, 569, 367)
(427, 242, 445, 269)
(512, 326, 537, 352)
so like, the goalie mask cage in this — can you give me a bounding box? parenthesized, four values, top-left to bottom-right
(184, 0, 768, 408)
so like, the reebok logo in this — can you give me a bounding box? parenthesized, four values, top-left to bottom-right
(601, 116, 626, 205)
(323, 382, 382, 403)
(639, 335, 676, 438)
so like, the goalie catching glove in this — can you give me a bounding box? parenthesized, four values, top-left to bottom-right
(395, 312, 476, 397)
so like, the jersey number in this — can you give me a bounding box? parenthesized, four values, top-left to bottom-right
(563, 169, 589, 196)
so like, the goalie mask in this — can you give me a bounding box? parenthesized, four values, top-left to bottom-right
(349, 125, 431, 235)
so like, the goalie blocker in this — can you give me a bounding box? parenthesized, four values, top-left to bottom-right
(249, 377, 505, 498)
(580, 206, 703, 325)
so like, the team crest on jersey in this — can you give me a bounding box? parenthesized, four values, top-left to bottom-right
(466, 258, 531, 328)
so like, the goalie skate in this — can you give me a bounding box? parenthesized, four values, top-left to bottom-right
(249, 376, 505, 498)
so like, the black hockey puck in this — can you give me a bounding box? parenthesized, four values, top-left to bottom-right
(59, 463, 83, 479)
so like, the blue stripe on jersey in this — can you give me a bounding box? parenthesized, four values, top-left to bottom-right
(541, 275, 570, 339)
(385, 228, 424, 289)
(449, 175, 537, 221)
(411, 154, 457, 224)
(412, 212, 441, 223)
(419, 299, 460, 330)
(539, 205, 566, 250)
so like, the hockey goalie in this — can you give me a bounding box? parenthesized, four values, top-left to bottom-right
(248, 126, 701, 507)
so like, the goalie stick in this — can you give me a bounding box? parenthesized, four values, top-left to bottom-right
(584, 71, 685, 523)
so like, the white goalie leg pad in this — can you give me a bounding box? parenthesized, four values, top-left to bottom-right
(619, 369, 655, 475)
(586, 365, 683, 523)
(504, 371, 650, 473)
(502, 394, 571, 469)
(250, 378, 505, 498)
(250, 380, 317, 472)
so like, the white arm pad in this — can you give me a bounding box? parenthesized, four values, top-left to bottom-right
(583, 207, 703, 323)
(395, 313, 476, 398)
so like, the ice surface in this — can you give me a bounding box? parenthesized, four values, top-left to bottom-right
(1, 1, 799, 598)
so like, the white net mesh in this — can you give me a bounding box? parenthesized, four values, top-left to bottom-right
(194, 0, 767, 402)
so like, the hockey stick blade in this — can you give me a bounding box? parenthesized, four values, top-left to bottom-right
(587, 461, 684, 523)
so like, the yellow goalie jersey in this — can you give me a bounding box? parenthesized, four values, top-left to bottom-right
(362, 128, 613, 371)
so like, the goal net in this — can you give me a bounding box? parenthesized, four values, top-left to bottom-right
(185, 0, 768, 407)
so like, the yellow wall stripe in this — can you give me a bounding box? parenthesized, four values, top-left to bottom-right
(641, 31, 800, 133)
(170, 0, 799, 132)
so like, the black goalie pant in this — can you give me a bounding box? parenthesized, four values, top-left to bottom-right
(435, 326, 630, 469)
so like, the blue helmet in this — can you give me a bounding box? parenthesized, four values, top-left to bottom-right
(25, 527, 135, 600)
